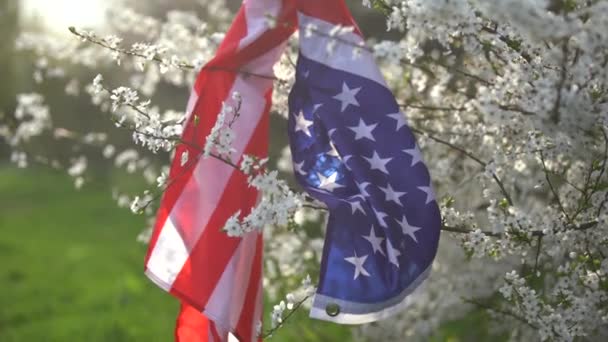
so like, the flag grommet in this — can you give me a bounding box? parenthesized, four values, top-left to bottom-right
(325, 303, 340, 317)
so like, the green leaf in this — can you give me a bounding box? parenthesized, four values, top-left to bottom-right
(444, 196, 456, 208)
(562, 0, 577, 13)
(594, 182, 608, 192)
(590, 88, 603, 102)
(371, 0, 392, 16)
(592, 159, 603, 171)
(506, 38, 522, 52)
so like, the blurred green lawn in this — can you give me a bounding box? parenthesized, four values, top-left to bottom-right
(0, 167, 502, 341)
(0, 167, 352, 341)
(0, 167, 178, 341)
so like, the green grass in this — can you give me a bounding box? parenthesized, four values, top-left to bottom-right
(0, 167, 178, 341)
(0, 167, 352, 341)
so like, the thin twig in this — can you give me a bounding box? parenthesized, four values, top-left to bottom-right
(533, 235, 543, 275)
(441, 225, 501, 237)
(593, 128, 608, 191)
(412, 127, 514, 206)
(539, 151, 572, 223)
(463, 298, 538, 329)
(400, 104, 465, 111)
(260, 295, 311, 339)
(442, 220, 597, 238)
(551, 41, 569, 124)
(68, 27, 279, 81)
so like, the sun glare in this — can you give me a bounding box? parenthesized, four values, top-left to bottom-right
(21, 0, 109, 33)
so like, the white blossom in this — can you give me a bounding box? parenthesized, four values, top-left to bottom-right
(180, 150, 189, 167)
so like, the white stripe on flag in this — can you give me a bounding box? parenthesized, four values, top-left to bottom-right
(146, 2, 291, 292)
(239, 0, 282, 50)
(184, 87, 199, 124)
(297, 13, 387, 88)
(144, 216, 188, 290)
(204, 231, 258, 330)
(146, 74, 266, 288)
(250, 271, 264, 339)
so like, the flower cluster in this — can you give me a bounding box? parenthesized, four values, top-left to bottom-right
(8, 93, 51, 146)
(87, 75, 186, 153)
(222, 156, 302, 237)
(203, 92, 241, 158)
(268, 275, 316, 332)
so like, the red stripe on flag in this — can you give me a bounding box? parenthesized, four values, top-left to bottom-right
(175, 303, 211, 342)
(145, 2, 296, 267)
(209, 321, 225, 342)
(168, 97, 269, 311)
(204, 0, 297, 76)
(145, 2, 300, 341)
(234, 234, 264, 342)
(233, 90, 273, 341)
(145, 82, 238, 267)
(144, 7, 249, 265)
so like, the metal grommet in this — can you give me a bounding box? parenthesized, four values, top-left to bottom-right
(325, 303, 340, 317)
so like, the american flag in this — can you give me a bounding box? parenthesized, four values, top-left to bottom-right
(289, 2, 441, 324)
(145, 0, 440, 340)
(144, 1, 296, 341)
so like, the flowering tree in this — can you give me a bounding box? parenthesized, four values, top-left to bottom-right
(3, 0, 608, 340)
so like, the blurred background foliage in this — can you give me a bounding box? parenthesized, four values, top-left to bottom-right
(0, 0, 493, 341)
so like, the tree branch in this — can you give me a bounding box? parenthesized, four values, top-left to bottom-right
(260, 295, 311, 339)
(411, 127, 514, 206)
(68, 27, 279, 81)
(551, 41, 569, 124)
(539, 150, 572, 223)
(464, 298, 538, 329)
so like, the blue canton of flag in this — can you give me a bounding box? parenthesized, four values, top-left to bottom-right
(287, 33, 441, 324)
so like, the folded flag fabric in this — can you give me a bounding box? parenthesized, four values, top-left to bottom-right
(145, 0, 441, 339)
(288, 0, 441, 324)
(144, 1, 296, 341)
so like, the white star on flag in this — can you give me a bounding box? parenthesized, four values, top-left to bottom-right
(379, 183, 407, 205)
(387, 112, 407, 130)
(417, 185, 436, 204)
(333, 82, 361, 112)
(386, 238, 401, 267)
(294, 111, 313, 136)
(348, 197, 366, 215)
(373, 209, 389, 227)
(342, 155, 352, 166)
(397, 215, 421, 243)
(364, 151, 392, 174)
(344, 253, 371, 280)
(317, 171, 344, 192)
(348, 119, 378, 141)
(294, 161, 306, 175)
(312, 103, 323, 113)
(363, 226, 385, 256)
(357, 181, 371, 197)
(403, 145, 423, 166)
(327, 140, 340, 158)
